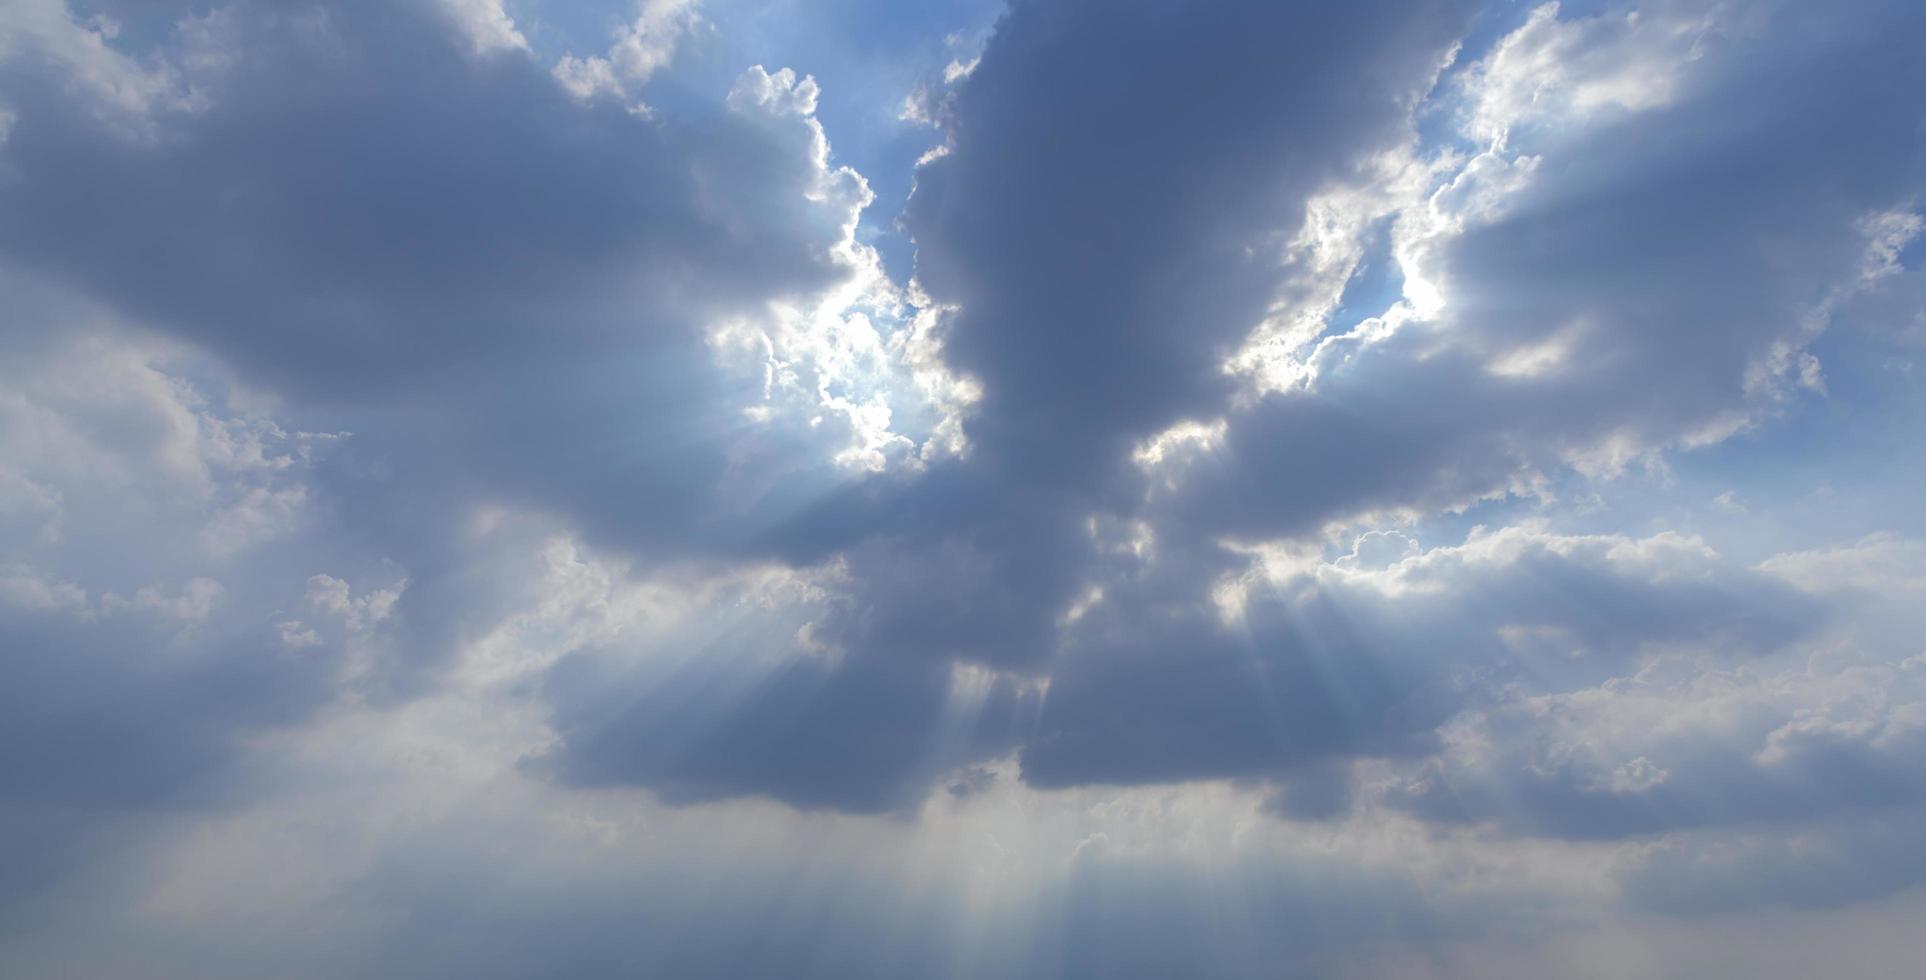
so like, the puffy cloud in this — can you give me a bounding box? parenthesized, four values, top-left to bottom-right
(520, 0, 1926, 824)
(903, 0, 1474, 479)
(1024, 525, 1819, 790)
(1386, 649, 1926, 838)
(552, 0, 699, 106)
(532, 0, 1494, 811)
(4, 0, 1926, 974)
(0, 0, 900, 820)
(436, 0, 527, 54)
(1158, 0, 1926, 547)
(0, 331, 347, 813)
(0, 0, 911, 698)
(547, 0, 1926, 815)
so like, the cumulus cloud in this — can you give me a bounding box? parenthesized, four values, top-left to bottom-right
(1023, 525, 1818, 791)
(435, 0, 527, 54)
(552, 0, 699, 107)
(4, 0, 1926, 975)
(0, 0, 893, 818)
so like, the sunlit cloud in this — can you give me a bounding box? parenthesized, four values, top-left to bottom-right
(2, 0, 1924, 977)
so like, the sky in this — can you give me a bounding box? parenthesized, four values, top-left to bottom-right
(1, 0, 1925, 976)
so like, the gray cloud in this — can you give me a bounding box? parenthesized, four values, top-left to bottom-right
(4, 0, 1926, 971)
(525, 0, 1926, 821)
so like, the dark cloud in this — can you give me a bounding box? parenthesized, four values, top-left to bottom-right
(0, 0, 873, 591)
(1158, 0, 1926, 544)
(904, 0, 1475, 480)
(0, 0, 886, 827)
(536, 0, 1926, 814)
(0, 607, 334, 809)
(533, 0, 1488, 810)
(4, 2, 1926, 968)
(543, 646, 1039, 812)
(1023, 527, 1819, 790)
(0, 0, 1913, 831)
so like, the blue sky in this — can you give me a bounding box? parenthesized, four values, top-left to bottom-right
(2, 0, 1926, 976)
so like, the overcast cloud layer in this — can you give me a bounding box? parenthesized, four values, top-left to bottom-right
(3, 0, 1926, 976)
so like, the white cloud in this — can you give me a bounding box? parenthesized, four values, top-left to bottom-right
(715, 65, 954, 473)
(101, 576, 226, 621)
(1761, 533, 1926, 595)
(306, 573, 406, 635)
(553, 0, 700, 108)
(0, 331, 325, 569)
(0, 561, 87, 611)
(277, 619, 323, 650)
(437, 0, 528, 54)
(0, 0, 238, 132)
(1459, 1, 1718, 146)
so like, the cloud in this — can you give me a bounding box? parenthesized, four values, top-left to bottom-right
(903, 0, 1474, 480)
(3, 0, 1926, 974)
(513, 0, 1926, 824)
(526, 0, 1498, 810)
(1385, 648, 1926, 838)
(435, 0, 527, 54)
(0, 0, 907, 696)
(0, 0, 906, 825)
(1155, 0, 1926, 546)
(1024, 525, 1819, 790)
(552, 0, 700, 107)
(1761, 533, 1926, 596)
